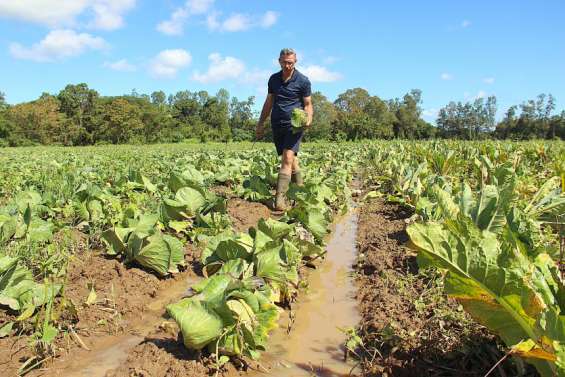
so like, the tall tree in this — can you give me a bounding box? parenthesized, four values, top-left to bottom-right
(201, 95, 230, 141)
(99, 98, 144, 144)
(437, 96, 496, 139)
(391, 89, 423, 138)
(6, 94, 66, 145)
(0, 91, 10, 145)
(57, 83, 99, 144)
(0, 91, 6, 110)
(151, 91, 167, 107)
(229, 96, 255, 141)
(308, 92, 337, 140)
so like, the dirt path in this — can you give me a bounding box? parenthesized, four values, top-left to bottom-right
(353, 198, 537, 376)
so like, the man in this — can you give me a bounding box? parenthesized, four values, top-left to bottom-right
(256, 48, 313, 210)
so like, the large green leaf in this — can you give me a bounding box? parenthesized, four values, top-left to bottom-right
(0, 214, 16, 243)
(0, 254, 61, 312)
(163, 187, 206, 221)
(167, 299, 224, 350)
(525, 177, 565, 224)
(257, 218, 293, 241)
(407, 218, 565, 376)
(288, 204, 328, 242)
(133, 233, 185, 276)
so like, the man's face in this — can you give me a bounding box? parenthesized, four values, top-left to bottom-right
(279, 54, 296, 74)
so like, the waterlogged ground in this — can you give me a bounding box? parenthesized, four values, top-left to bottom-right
(2, 194, 536, 377)
(353, 198, 539, 376)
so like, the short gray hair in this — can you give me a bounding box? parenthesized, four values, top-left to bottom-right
(279, 48, 296, 57)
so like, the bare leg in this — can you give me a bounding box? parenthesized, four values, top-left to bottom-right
(292, 156, 299, 173)
(280, 149, 294, 175)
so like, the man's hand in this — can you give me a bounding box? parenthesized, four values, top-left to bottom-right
(255, 123, 265, 140)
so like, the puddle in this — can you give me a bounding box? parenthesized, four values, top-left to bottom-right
(48, 209, 360, 377)
(43, 275, 202, 377)
(247, 209, 360, 377)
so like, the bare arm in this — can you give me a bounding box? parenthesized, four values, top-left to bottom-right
(255, 94, 273, 140)
(303, 95, 313, 127)
(257, 94, 273, 127)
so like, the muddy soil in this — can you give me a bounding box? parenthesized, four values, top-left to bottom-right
(99, 201, 277, 377)
(227, 198, 271, 233)
(0, 199, 275, 376)
(105, 326, 212, 377)
(0, 241, 201, 377)
(62, 244, 200, 337)
(354, 198, 537, 377)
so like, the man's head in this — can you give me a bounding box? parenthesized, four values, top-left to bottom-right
(279, 48, 297, 74)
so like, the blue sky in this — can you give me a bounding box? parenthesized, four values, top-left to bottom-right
(0, 0, 564, 122)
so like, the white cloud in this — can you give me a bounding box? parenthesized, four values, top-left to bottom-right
(207, 11, 278, 32)
(221, 13, 252, 32)
(0, 0, 136, 30)
(476, 90, 487, 99)
(149, 49, 192, 79)
(206, 11, 220, 30)
(156, 8, 189, 35)
(299, 65, 342, 82)
(104, 59, 136, 72)
(260, 11, 278, 28)
(87, 0, 136, 30)
(192, 53, 245, 83)
(441, 72, 453, 80)
(157, 0, 214, 35)
(483, 77, 495, 84)
(461, 20, 471, 28)
(241, 69, 271, 87)
(186, 0, 214, 15)
(10, 29, 108, 62)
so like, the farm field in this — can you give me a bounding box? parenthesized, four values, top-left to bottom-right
(0, 140, 564, 377)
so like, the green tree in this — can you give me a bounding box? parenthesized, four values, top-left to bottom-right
(57, 83, 99, 144)
(0, 91, 6, 110)
(390, 89, 423, 138)
(334, 88, 396, 140)
(151, 91, 167, 107)
(229, 96, 255, 141)
(99, 98, 144, 144)
(307, 92, 337, 140)
(201, 93, 230, 141)
(0, 91, 11, 146)
(437, 96, 497, 139)
(170, 90, 204, 140)
(494, 94, 557, 139)
(6, 94, 66, 145)
(494, 106, 518, 139)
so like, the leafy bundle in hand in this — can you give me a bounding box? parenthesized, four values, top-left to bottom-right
(290, 108, 307, 134)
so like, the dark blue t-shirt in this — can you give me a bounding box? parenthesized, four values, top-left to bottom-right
(268, 70, 311, 129)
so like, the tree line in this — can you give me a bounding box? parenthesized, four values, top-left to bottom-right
(0, 84, 563, 146)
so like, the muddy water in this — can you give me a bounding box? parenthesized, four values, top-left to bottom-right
(50, 209, 360, 377)
(44, 275, 202, 377)
(248, 209, 360, 377)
